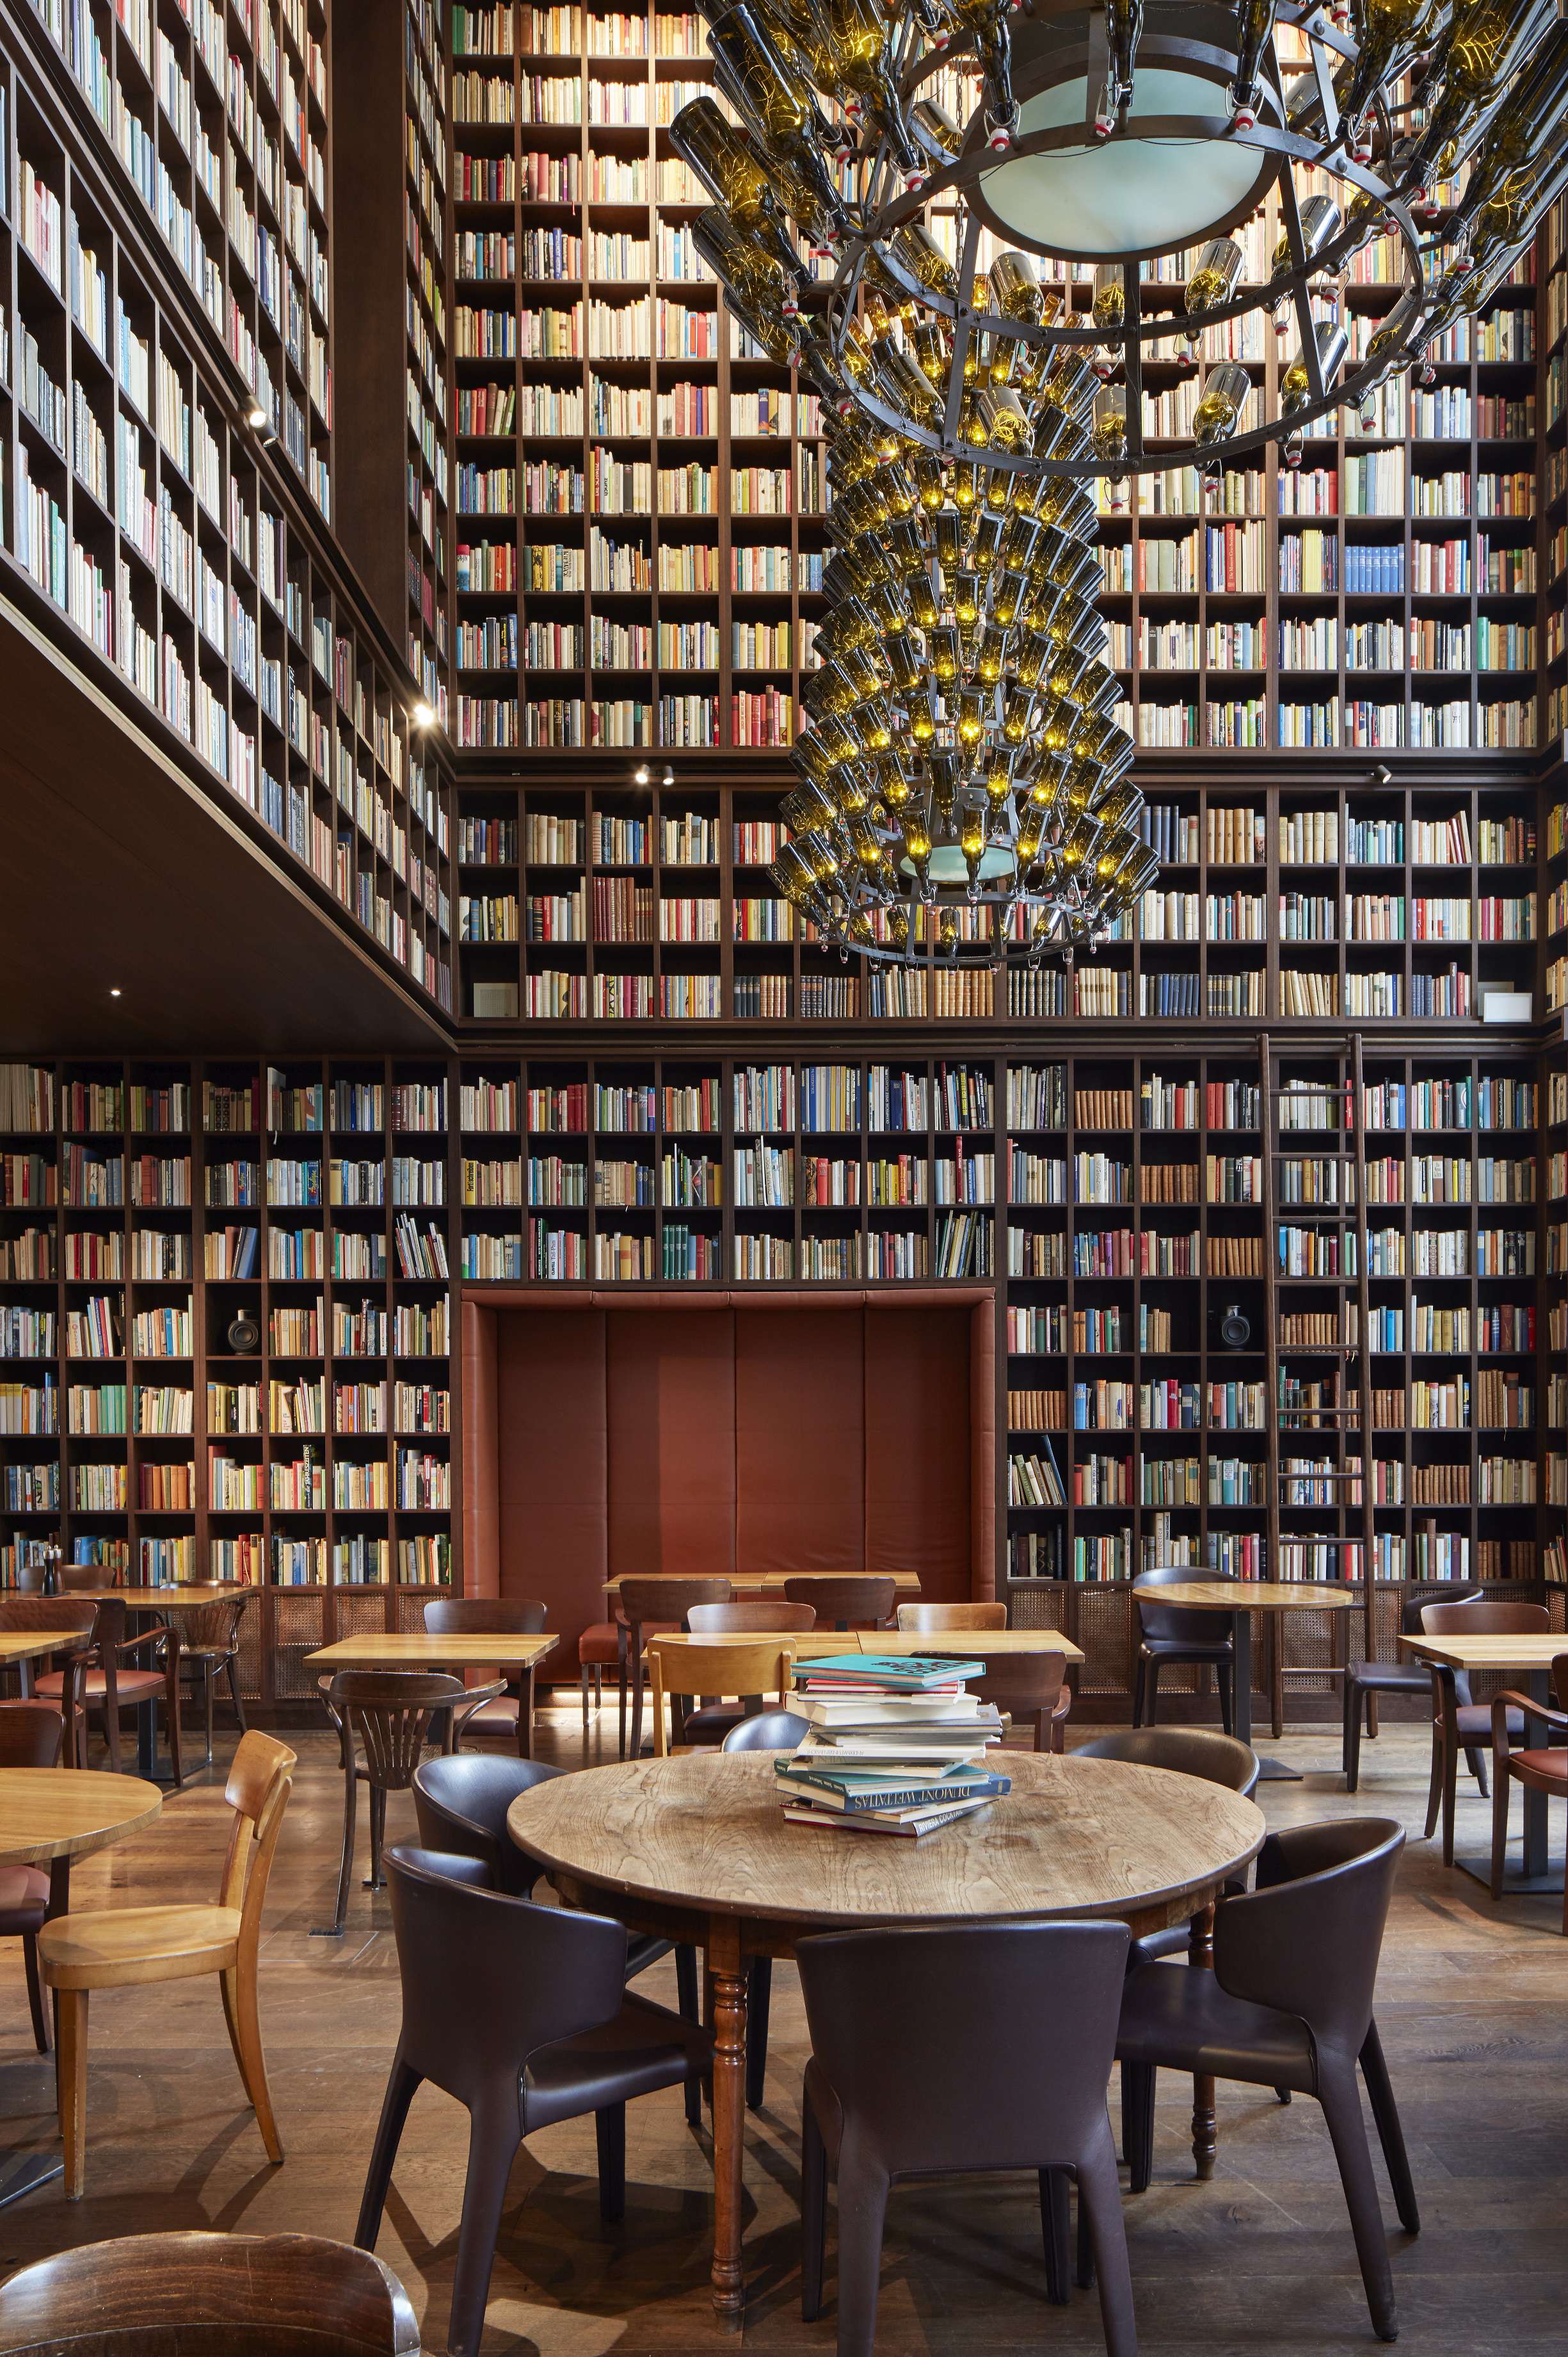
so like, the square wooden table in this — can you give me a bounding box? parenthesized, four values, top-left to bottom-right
(305, 1632, 559, 1757)
(1402, 1631, 1568, 1890)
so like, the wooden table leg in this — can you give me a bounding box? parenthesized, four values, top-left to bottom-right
(708, 1914, 748, 2326)
(1188, 1903, 1217, 2180)
(517, 1666, 535, 1760)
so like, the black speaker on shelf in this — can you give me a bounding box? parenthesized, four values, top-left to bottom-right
(1217, 1303, 1252, 1350)
(227, 1313, 260, 1355)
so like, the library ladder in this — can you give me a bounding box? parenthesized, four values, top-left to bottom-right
(1258, 1032, 1378, 1739)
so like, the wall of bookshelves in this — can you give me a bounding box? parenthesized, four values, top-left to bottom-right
(1, 19, 454, 1012)
(406, 0, 451, 721)
(452, 772, 1541, 1027)
(16, 0, 333, 521)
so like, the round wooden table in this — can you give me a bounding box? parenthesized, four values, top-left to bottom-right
(0, 1768, 163, 2211)
(1137, 1581, 1355, 1780)
(510, 1748, 1264, 2322)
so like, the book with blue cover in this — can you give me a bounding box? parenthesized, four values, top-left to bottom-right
(792, 1654, 984, 1689)
(774, 1761, 1012, 1814)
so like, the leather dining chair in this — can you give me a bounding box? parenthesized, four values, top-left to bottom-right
(895, 1601, 1008, 1631)
(356, 1844, 710, 2357)
(1343, 1585, 1482, 1790)
(33, 1597, 182, 1782)
(612, 1576, 732, 1760)
(1117, 1818, 1418, 2342)
(1132, 1567, 1237, 1730)
(422, 1594, 547, 1749)
(722, 1709, 811, 2111)
(318, 1670, 502, 1937)
(0, 1702, 65, 2052)
(1420, 1597, 1549, 1864)
(0, 1599, 95, 1765)
(1489, 1654, 1568, 1930)
(783, 1575, 896, 1631)
(40, 1731, 296, 2200)
(682, 1600, 815, 1744)
(0, 2229, 420, 2353)
(796, 1920, 1137, 2357)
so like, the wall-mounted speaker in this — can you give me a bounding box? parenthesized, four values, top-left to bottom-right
(1218, 1304, 1251, 1350)
(227, 1313, 260, 1355)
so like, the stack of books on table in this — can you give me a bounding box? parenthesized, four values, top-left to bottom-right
(776, 1655, 1011, 1839)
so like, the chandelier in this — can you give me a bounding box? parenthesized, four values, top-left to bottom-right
(673, 0, 1568, 963)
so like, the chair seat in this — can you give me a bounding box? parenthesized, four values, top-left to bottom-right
(577, 1622, 621, 1667)
(36, 1667, 164, 1704)
(1508, 1748, 1568, 1789)
(1457, 1702, 1524, 1743)
(0, 1865, 50, 1937)
(455, 1695, 521, 1734)
(38, 1903, 242, 1992)
(1346, 1661, 1430, 1694)
(682, 1701, 748, 1745)
(1115, 1958, 1315, 2091)
(521, 1989, 709, 2131)
(1139, 1637, 1234, 1664)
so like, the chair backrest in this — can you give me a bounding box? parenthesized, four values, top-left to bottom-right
(796, 1921, 1130, 2171)
(0, 2230, 420, 2353)
(0, 1598, 97, 1645)
(217, 1732, 296, 1958)
(1213, 1818, 1404, 2066)
(411, 1752, 563, 1895)
(58, 1564, 113, 1594)
(782, 1575, 897, 1630)
(175, 1597, 250, 1656)
(1133, 1565, 1237, 1645)
(896, 1601, 1008, 1632)
(721, 1709, 811, 1752)
(969, 1650, 1067, 1714)
(687, 1599, 817, 1633)
(646, 1636, 795, 1755)
(423, 1595, 548, 1636)
(12, 1561, 52, 1595)
(384, 1844, 628, 2106)
(1420, 1599, 1549, 1638)
(326, 1671, 468, 1791)
(0, 1702, 64, 1768)
(614, 1576, 732, 1629)
(1398, 1585, 1481, 1636)
(1073, 1725, 1260, 1799)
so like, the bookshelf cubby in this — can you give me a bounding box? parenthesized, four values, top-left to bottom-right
(14, 0, 334, 522)
(0, 18, 455, 1014)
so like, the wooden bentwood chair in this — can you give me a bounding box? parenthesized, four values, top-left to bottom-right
(646, 1637, 795, 1757)
(783, 1575, 897, 1631)
(423, 1594, 548, 1752)
(38, 1730, 296, 2199)
(317, 1670, 503, 1937)
(1490, 1654, 1568, 1930)
(611, 1576, 732, 1760)
(33, 1596, 182, 1782)
(896, 1601, 1008, 1632)
(682, 1600, 815, 1744)
(173, 1595, 251, 1769)
(1420, 1598, 1549, 1865)
(0, 2230, 420, 2354)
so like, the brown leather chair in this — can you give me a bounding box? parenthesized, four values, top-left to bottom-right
(796, 1920, 1136, 2357)
(0, 2230, 419, 2353)
(1420, 1599, 1549, 1864)
(614, 1576, 732, 1759)
(1117, 1819, 1418, 2342)
(783, 1574, 896, 1631)
(422, 1594, 547, 1751)
(1489, 1654, 1568, 1930)
(0, 1702, 65, 2050)
(896, 1601, 1008, 1631)
(317, 1670, 501, 1937)
(34, 1597, 182, 1782)
(1343, 1585, 1482, 1790)
(0, 1599, 96, 1766)
(173, 1596, 251, 1768)
(1132, 1567, 1236, 1730)
(355, 1843, 710, 2357)
(682, 1600, 815, 1744)
(972, 1648, 1072, 1752)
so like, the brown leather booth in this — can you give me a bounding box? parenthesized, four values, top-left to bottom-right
(461, 1290, 996, 1674)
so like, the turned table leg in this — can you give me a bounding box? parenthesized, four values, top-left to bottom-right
(708, 1915, 748, 2324)
(1189, 1902, 1217, 2179)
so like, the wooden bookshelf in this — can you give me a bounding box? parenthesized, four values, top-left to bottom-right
(0, 17, 454, 1014)
(13, 0, 334, 522)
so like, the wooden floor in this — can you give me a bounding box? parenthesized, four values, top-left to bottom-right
(0, 1703, 1564, 2355)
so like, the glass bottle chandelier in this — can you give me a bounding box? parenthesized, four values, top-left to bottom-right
(672, 0, 1568, 964)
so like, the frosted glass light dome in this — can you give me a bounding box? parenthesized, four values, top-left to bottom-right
(904, 845, 1019, 886)
(981, 67, 1276, 260)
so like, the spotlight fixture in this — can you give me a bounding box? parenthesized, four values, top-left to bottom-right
(634, 763, 652, 785)
(109, 987, 122, 999)
(412, 702, 435, 728)
(1370, 763, 1395, 787)
(662, 766, 676, 787)
(245, 401, 270, 431)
